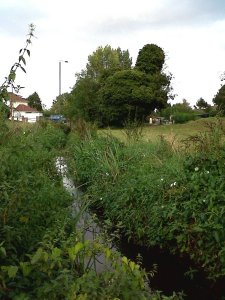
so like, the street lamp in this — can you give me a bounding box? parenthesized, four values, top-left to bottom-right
(59, 60, 68, 95)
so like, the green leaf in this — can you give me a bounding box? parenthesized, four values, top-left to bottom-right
(20, 262, 31, 277)
(7, 266, 18, 278)
(52, 247, 62, 259)
(31, 248, 43, 264)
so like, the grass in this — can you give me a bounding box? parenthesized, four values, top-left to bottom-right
(99, 117, 225, 144)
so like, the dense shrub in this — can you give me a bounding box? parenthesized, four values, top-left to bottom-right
(66, 125, 225, 281)
(1, 122, 171, 299)
(173, 112, 196, 124)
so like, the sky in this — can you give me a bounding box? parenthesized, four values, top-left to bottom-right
(1, 0, 225, 108)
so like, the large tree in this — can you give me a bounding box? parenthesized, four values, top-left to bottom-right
(86, 45, 132, 80)
(27, 92, 42, 111)
(135, 44, 165, 75)
(99, 69, 170, 126)
(69, 44, 172, 127)
(213, 84, 225, 112)
(195, 97, 210, 110)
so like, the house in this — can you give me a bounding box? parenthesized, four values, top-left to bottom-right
(8, 92, 43, 123)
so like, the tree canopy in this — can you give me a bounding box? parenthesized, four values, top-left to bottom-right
(195, 97, 210, 110)
(135, 44, 165, 75)
(63, 43, 172, 127)
(213, 84, 225, 112)
(27, 92, 42, 111)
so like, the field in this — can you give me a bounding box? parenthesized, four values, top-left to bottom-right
(99, 117, 225, 144)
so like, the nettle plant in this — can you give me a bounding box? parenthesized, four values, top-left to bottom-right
(0, 23, 35, 105)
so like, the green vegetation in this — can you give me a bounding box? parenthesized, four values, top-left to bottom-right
(27, 91, 43, 111)
(1, 122, 169, 299)
(52, 43, 172, 127)
(66, 118, 225, 282)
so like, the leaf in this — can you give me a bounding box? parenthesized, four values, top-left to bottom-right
(105, 248, 111, 259)
(20, 262, 31, 277)
(52, 247, 62, 259)
(129, 261, 135, 271)
(20, 66, 26, 73)
(0, 246, 6, 257)
(27, 49, 30, 56)
(68, 247, 76, 262)
(31, 248, 43, 264)
(214, 231, 220, 243)
(74, 242, 84, 255)
(122, 256, 128, 265)
(7, 266, 18, 278)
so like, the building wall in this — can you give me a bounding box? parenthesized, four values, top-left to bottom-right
(13, 111, 43, 123)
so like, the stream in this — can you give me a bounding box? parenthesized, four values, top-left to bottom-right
(56, 157, 225, 300)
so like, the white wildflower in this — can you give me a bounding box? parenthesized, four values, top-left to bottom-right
(206, 171, 209, 174)
(170, 182, 177, 187)
(100, 197, 103, 200)
(161, 178, 164, 181)
(106, 172, 109, 176)
(23, 131, 26, 134)
(194, 167, 199, 171)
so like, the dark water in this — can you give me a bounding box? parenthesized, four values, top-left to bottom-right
(57, 158, 225, 300)
(118, 238, 225, 300)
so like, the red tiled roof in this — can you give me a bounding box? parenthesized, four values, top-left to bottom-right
(15, 104, 39, 112)
(9, 92, 27, 103)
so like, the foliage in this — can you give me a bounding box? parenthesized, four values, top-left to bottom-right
(27, 91, 42, 111)
(99, 69, 170, 126)
(0, 24, 35, 105)
(86, 45, 132, 80)
(0, 123, 176, 299)
(161, 100, 195, 123)
(172, 112, 196, 124)
(65, 43, 172, 127)
(135, 44, 165, 75)
(213, 84, 225, 113)
(195, 98, 210, 110)
(66, 121, 225, 282)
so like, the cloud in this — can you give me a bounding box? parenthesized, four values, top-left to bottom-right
(0, 0, 45, 36)
(92, 0, 225, 36)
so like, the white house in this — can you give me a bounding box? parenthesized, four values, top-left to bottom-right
(8, 93, 43, 123)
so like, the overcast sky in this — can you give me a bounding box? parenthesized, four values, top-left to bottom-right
(1, 0, 225, 108)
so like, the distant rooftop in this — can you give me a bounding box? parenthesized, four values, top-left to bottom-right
(8, 92, 27, 103)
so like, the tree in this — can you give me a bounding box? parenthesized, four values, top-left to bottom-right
(69, 44, 172, 127)
(27, 92, 42, 111)
(195, 97, 210, 110)
(213, 84, 225, 113)
(99, 69, 170, 126)
(135, 44, 165, 75)
(86, 45, 132, 80)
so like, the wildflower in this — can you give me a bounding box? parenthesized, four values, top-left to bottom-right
(161, 205, 164, 209)
(23, 131, 26, 134)
(206, 171, 209, 174)
(106, 172, 109, 176)
(203, 199, 206, 203)
(100, 197, 103, 200)
(170, 182, 177, 187)
(160, 178, 164, 181)
(194, 167, 199, 172)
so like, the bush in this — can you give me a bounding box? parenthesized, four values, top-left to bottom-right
(173, 112, 196, 124)
(66, 126, 225, 280)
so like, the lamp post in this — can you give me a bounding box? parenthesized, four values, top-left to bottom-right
(59, 60, 68, 95)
